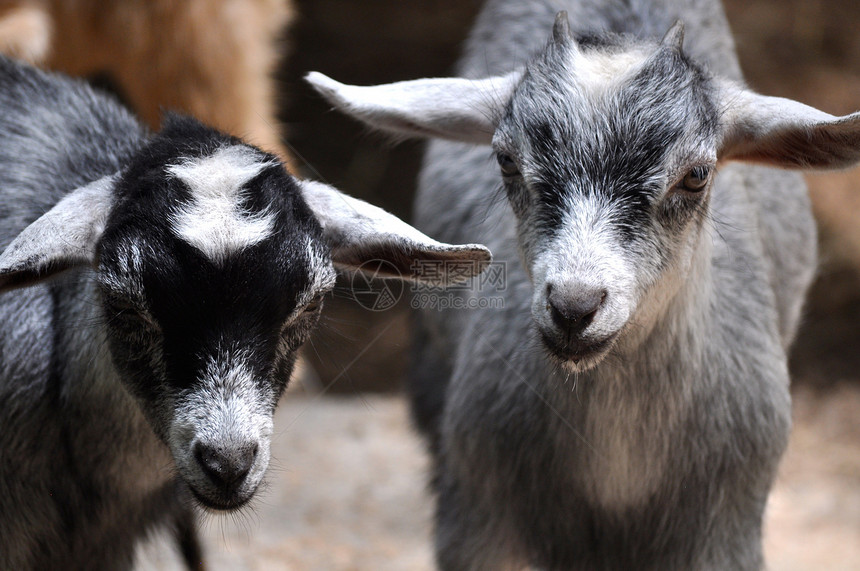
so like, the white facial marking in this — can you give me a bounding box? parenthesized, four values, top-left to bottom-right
(168, 145, 277, 263)
(568, 48, 649, 94)
(531, 193, 637, 370)
(169, 347, 274, 502)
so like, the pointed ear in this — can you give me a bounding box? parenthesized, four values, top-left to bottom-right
(305, 71, 522, 145)
(299, 180, 491, 283)
(719, 81, 860, 169)
(0, 174, 117, 291)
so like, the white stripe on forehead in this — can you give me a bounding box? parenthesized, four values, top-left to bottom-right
(168, 145, 277, 263)
(566, 46, 649, 94)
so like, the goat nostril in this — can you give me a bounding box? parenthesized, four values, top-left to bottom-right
(583, 291, 608, 323)
(243, 443, 259, 472)
(549, 300, 570, 327)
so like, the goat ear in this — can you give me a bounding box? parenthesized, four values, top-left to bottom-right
(305, 71, 522, 145)
(0, 174, 116, 291)
(299, 180, 491, 283)
(719, 82, 860, 169)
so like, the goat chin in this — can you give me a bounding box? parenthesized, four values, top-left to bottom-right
(539, 331, 619, 373)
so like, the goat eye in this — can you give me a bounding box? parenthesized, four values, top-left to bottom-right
(106, 298, 158, 331)
(496, 153, 520, 177)
(303, 294, 324, 314)
(681, 166, 711, 192)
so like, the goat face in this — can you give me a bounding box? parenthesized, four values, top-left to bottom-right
(0, 115, 491, 511)
(97, 130, 334, 509)
(492, 25, 720, 370)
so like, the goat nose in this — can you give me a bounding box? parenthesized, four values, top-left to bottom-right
(547, 285, 606, 335)
(194, 442, 258, 488)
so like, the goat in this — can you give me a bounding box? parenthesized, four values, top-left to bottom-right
(0, 55, 490, 570)
(308, 0, 860, 568)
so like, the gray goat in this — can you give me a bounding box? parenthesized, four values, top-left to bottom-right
(0, 55, 490, 570)
(308, 0, 860, 568)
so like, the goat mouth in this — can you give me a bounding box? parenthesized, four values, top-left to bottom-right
(539, 331, 617, 368)
(187, 484, 256, 512)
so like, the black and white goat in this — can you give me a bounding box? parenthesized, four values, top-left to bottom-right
(0, 55, 489, 570)
(308, 0, 860, 568)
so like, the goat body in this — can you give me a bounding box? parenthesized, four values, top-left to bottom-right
(309, 0, 860, 568)
(0, 56, 490, 570)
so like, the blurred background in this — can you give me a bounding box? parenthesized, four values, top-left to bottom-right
(1, 0, 857, 569)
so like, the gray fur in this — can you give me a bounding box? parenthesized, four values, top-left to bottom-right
(307, 0, 860, 569)
(0, 56, 160, 571)
(0, 56, 490, 570)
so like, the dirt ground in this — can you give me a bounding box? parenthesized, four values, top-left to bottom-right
(767, 384, 860, 571)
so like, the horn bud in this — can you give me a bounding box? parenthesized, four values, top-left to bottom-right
(553, 11, 572, 44)
(661, 20, 685, 51)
